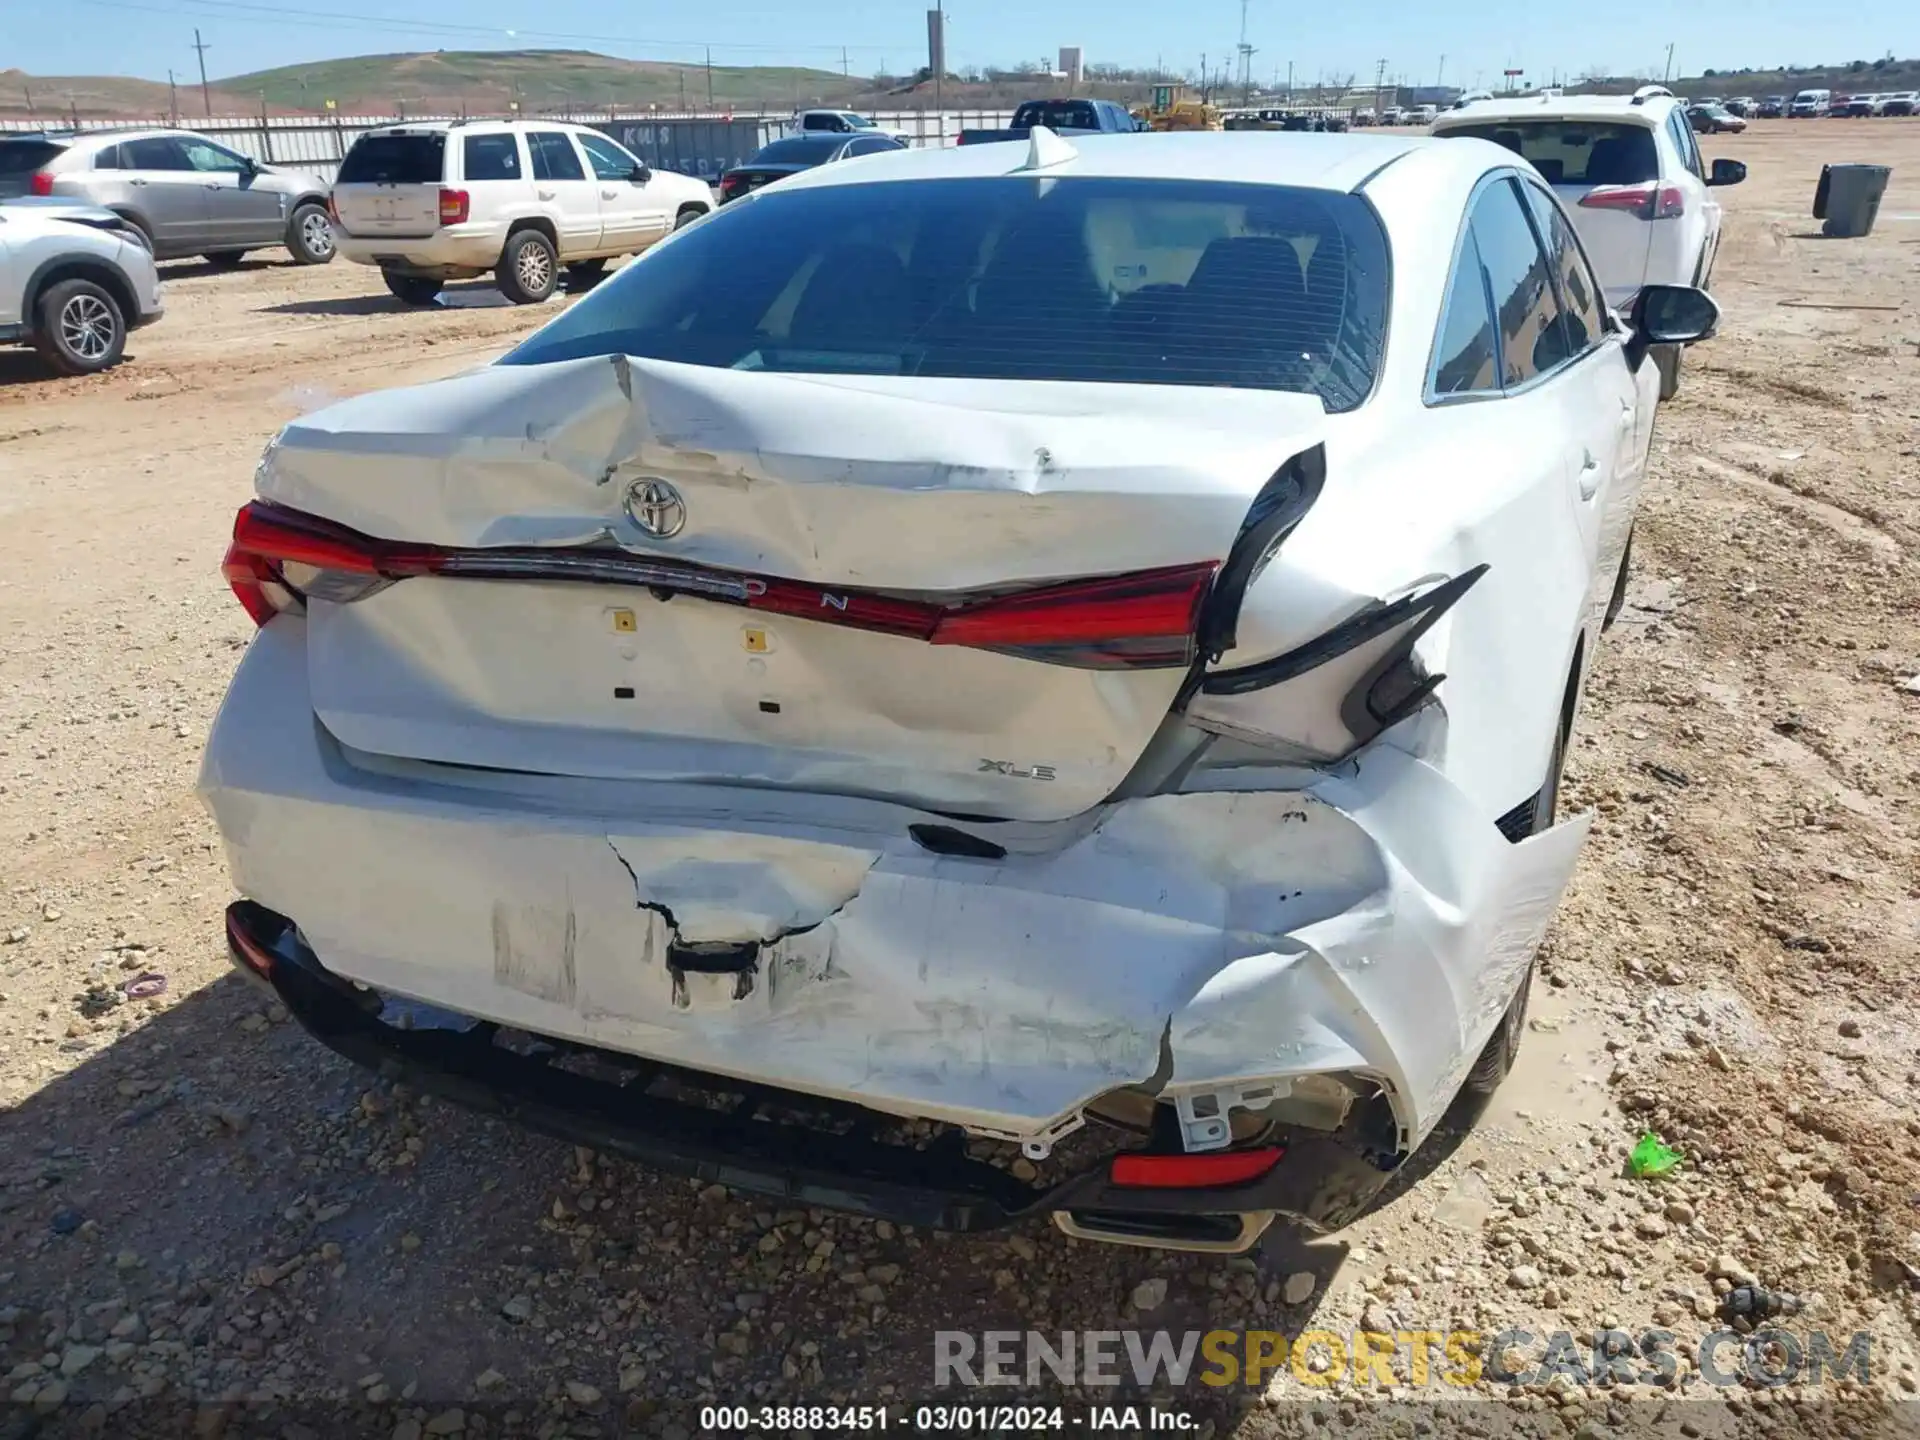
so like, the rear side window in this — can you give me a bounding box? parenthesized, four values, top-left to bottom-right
(339, 133, 446, 184)
(1469, 178, 1569, 387)
(1440, 121, 1658, 187)
(92, 145, 124, 170)
(503, 175, 1392, 412)
(0, 141, 66, 175)
(801, 113, 839, 131)
(123, 137, 192, 171)
(1429, 229, 1498, 397)
(1519, 182, 1605, 354)
(463, 134, 521, 182)
(527, 132, 585, 182)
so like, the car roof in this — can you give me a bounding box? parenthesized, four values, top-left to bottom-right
(768, 130, 1441, 196)
(1432, 94, 1669, 128)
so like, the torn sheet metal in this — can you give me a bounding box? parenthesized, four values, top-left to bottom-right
(201, 620, 1590, 1148)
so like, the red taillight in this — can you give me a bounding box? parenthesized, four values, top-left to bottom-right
(326, 192, 339, 222)
(931, 563, 1217, 668)
(718, 175, 744, 198)
(438, 187, 469, 224)
(28, 171, 54, 197)
(1579, 182, 1686, 219)
(223, 501, 437, 627)
(225, 907, 278, 979)
(1110, 1147, 1284, 1189)
(220, 500, 1217, 668)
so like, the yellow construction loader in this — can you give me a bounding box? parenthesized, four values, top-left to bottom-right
(1131, 84, 1224, 132)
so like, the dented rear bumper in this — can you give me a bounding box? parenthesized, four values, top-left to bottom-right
(200, 619, 1590, 1200)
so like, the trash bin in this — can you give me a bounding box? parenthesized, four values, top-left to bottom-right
(1813, 163, 1892, 238)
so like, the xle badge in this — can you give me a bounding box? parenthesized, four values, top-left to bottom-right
(979, 759, 1058, 782)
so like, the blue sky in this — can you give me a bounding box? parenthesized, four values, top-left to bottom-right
(5, 0, 1912, 85)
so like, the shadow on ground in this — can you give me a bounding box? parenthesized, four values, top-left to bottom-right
(0, 966, 1357, 1435)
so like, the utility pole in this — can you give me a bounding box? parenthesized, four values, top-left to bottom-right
(705, 45, 714, 109)
(167, 69, 179, 125)
(1374, 57, 1386, 114)
(1236, 0, 1254, 103)
(1437, 53, 1445, 88)
(842, 47, 849, 80)
(192, 27, 213, 117)
(1663, 43, 1674, 83)
(1286, 59, 1293, 101)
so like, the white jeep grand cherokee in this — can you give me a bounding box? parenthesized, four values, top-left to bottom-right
(329, 120, 713, 306)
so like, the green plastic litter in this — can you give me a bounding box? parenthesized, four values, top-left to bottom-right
(1630, 1133, 1683, 1178)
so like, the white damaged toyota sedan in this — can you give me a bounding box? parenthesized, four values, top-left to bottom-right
(202, 129, 1718, 1253)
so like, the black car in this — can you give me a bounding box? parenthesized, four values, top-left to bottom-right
(1756, 96, 1787, 118)
(718, 134, 907, 203)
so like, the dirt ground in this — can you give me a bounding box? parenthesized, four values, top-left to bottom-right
(2, 120, 1918, 1438)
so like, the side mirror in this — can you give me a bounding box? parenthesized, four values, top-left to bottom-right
(1626, 285, 1721, 370)
(630, 163, 651, 184)
(1708, 157, 1746, 187)
(243, 156, 261, 175)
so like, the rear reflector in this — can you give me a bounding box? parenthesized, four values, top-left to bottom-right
(1579, 183, 1686, 218)
(29, 171, 54, 197)
(1110, 1147, 1284, 1189)
(225, 907, 278, 979)
(222, 501, 1219, 670)
(438, 187, 469, 224)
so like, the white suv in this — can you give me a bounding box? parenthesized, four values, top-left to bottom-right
(330, 121, 714, 305)
(1, 199, 164, 374)
(1432, 86, 1745, 397)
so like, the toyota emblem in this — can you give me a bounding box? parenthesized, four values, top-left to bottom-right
(625, 478, 687, 539)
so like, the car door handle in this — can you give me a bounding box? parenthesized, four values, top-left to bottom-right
(537, 189, 556, 201)
(1579, 451, 1603, 501)
(600, 188, 617, 199)
(128, 178, 148, 186)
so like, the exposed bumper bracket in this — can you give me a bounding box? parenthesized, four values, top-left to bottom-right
(226, 900, 1399, 1242)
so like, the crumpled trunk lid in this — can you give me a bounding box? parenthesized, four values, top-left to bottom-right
(255, 355, 1327, 822)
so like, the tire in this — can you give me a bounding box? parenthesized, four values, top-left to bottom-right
(564, 257, 607, 281)
(382, 270, 442, 306)
(1453, 708, 1565, 1118)
(1654, 343, 1682, 401)
(286, 201, 335, 265)
(203, 250, 247, 268)
(495, 228, 558, 305)
(1603, 528, 1634, 631)
(674, 204, 707, 230)
(32, 278, 127, 376)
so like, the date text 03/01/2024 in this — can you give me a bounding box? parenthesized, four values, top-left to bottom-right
(699, 1404, 1200, 1431)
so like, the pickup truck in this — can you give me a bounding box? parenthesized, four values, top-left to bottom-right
(956, 99, 1143, 146)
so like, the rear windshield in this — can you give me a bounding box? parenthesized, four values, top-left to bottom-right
(503, 175, 1390, 411)
(338, 133, 446, 184)
(1013, 101, 1099, 130)
(1439, 121, 1659, 187)
(751, 137, 844, 165)
(0, 140, 65, 176)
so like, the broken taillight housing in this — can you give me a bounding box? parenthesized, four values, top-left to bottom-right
(221, 501, 1219, 670)
(1579, 182, 1686, 219)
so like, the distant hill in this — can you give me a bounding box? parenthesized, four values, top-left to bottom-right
(219, 49, 859, 114)
(1583, 58, 1920, 97)
(0, 67, 260, 120)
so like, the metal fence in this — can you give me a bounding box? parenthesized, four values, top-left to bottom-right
(0, 109, 1019, 183)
